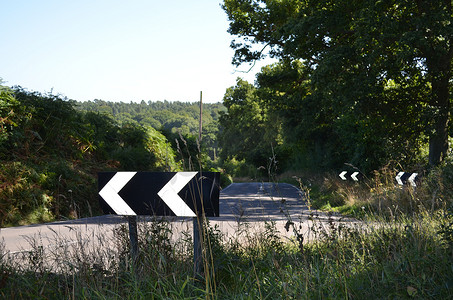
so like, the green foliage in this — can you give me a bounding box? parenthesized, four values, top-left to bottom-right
(257, 60, 348, 170)
(1, 210, 452, 298)
(76, 99, 226, 162)
(423, 157, 453, 208)
(0, 86, 22, 157)
(112, 124, 178, 171)
(0, 157, 103, 226)
(222, 0, 452, 171)
(219, 59, 430, 175)
(76, 111, 121, 159)
(438, 208, 453, 256)
(0, 162, 51, 226)
(10, 87, 80, 159)
(219, 78, 286, 177)
(0, 86, 180, 226)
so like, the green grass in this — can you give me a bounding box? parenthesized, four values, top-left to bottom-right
(2, 163, 453, 299)
(1, 208, 452, 299)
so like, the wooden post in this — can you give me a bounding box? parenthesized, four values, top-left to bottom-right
(194, 92, 203, 277)
(128, 216, 139, 263)
(199, 91, 203, 142)
(193, 216, 203, 278)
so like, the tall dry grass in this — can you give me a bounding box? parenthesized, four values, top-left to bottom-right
(1, 160, 453, 298)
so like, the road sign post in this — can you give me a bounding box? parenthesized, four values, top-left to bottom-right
(98, 171, 220, 278)
(128, 215, 138, 263)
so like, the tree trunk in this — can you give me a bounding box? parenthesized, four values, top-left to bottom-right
(428, 113, 449, 166)
(427, 57, 451, 167)
(416, 0, 452, 167)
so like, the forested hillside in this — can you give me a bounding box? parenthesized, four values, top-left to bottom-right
(76, 99, 225, 160)
(0, 86, 220, 226)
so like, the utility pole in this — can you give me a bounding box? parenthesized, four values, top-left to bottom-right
(199, 91, 202, 142)
(193, 90, 203, 278)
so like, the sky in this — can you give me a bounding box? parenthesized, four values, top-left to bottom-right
(0, 1, 275, 103)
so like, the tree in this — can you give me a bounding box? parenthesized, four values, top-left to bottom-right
(219, 78, 282, 168)
(75, 99, 225, 159)
(256, 60, 347, 169)
(0, 84, 21, 159)
(223, 0, 452, 167)
(9, 87, 80, 159)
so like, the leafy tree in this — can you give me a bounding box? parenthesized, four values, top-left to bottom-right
(0, 84, 22, 158)
(76, 99, 226, 162)
(258, 59, 429, 170)
(219, 78, 282, 169)
(223, 0, 452, 167)
(7, 87, 81, 159)
(109, 123, 177, 171)
(256, 60, 347, 169)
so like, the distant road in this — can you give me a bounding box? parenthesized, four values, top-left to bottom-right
(219, 182, 308, 220)
(0, 182, 351, 253)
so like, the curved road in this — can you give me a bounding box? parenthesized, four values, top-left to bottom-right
(0, 182, 351, 254)
(219, 182, 308, 221)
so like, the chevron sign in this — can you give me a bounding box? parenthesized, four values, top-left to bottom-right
(339, 171, 360, 181)
(395, 172, 418, 187)
(98, 172, 220, 217)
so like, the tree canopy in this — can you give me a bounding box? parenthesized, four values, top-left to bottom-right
(76, 99, 225, 160)
(222, 0, 452, 168)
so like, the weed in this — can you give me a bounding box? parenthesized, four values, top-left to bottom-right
(2, 156, 453, 298)
(1, 206, 452, 298)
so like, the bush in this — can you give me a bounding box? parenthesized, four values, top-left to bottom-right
(0, 162, 52, 226)
(0, 87, 183, 225)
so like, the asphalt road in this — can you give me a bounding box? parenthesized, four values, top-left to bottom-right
(219, 182, 308, 221)
(0, 182, 351, 254)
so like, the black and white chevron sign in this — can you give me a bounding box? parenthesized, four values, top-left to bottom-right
(339, 171, 360, 181)
(98, 172, 220, 217)
(395, 172, 418, 187)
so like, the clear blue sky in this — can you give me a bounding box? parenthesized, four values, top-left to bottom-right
(0, 1, 274, 103)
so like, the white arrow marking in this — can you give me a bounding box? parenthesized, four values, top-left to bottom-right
(99, 172, 137, 215)
(396, 171, 405, 185)
(158, 172, 198, 217)
(351, 172, 359, 181)
(339, 171, 347, 180)
(408, 173, 418, 187)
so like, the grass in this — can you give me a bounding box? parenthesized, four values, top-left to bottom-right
(1, 165, 453, 299)
(1, 208, 452, 298)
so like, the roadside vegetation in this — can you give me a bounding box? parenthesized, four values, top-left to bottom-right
(0, 84, 222, 227)
(1, 169, 452, 298)
(1, 84, 452, 297)
(1, 0, 453, 297)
